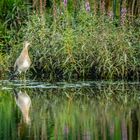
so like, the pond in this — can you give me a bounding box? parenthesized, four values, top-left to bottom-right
(0, 81, 140, 140)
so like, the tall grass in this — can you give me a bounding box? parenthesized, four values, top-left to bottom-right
(6, 7, 139, 81)
(0, 0, 30, 30)
(0, 1, 140, 81)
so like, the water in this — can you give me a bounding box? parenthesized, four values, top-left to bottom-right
(0, 81, 140, 140)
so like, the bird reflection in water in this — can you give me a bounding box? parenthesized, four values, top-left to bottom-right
(13, 89, 31, 124)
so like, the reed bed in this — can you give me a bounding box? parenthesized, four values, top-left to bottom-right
(9, 15, 140, 80)
(0, 0, 140, 81)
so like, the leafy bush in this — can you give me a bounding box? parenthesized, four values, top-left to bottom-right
(0, 0, 31, 30)
(6, 6, 139, 81)
(0, 0, 140, 80)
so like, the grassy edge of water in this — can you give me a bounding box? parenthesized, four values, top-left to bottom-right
(0, 7, 140, 81)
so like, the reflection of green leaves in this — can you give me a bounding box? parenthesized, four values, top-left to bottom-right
(30, 84, 140, 140)
(0, 92, 18, 140)
(0, 83, 140, 139)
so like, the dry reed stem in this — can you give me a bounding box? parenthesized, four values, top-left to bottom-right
(94, 0, 97, 15)
(100, 0, 105, 14)
(40, 0, 43, 15)
(53, 0, 57, 20)
(43, 0, 46, 11)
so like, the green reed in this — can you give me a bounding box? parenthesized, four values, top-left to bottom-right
(5, 10, 139, 81)
(0, 1, 140, 81)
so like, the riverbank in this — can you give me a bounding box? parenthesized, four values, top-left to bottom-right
(0, 2, 140, 81)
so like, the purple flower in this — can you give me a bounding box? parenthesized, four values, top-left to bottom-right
(121, 8, 127, 15)
(63, 125, 69, 135)
(85, 1, 90, 12)
(121, 8, 127, 25)
(108, 11, 114, 20)
(64, 0, 67, 7)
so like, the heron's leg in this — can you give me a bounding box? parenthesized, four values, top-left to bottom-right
(23, 72, 26, 86)
(19, 72, 22, 84)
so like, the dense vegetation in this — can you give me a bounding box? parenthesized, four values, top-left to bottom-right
(0, 0, 140, 81)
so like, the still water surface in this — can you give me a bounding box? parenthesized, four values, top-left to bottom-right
(0, 81, 140, 140)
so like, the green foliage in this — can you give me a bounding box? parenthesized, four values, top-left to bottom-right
(0, 0, 30, 30)
(0, 53, 10, 79)
(0, 1, 140, 81)
(6, 7, 139, 81)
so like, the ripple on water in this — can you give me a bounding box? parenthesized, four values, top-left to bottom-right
(1, 80, 140, 90)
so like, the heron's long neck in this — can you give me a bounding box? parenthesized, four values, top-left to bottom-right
(22, 109, 30, 124)
(21, 47, 29, 58)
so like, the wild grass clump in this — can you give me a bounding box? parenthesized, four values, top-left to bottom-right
(6, 5, 139, 81)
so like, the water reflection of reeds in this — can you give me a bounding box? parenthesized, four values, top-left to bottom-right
(0, 83, 140, 140)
